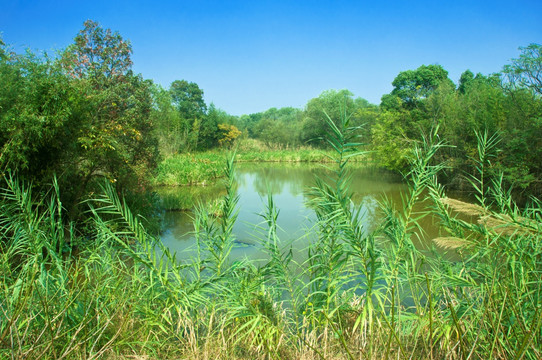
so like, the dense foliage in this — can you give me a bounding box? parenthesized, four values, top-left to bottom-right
(235, 90, 378, 149)
(4, 18, 539, 214)
(372, 49, 542, 199)
(215, 46, 542, 200)
(1, 119, 541, 359)
(1, 20, 542, 359)
(151, 82, 239, 155)
(146, 36, 542, 201)
(0, 21, 159, 221)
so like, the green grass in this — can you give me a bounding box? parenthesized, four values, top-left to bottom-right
(1, 121, 541, 359)
(235, 148, 338, 162)
(153, 140, 370, 186)
(153, 152, 224, 186)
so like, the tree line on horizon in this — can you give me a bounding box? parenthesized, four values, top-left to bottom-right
(220, 50, 542, 199)
(1, 20, 541, 224)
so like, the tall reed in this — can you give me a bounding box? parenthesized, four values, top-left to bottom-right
(1, 118, 541, 358)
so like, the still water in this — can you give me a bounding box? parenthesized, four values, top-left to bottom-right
(158, 163, 445, 262)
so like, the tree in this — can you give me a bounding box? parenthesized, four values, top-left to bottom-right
(300, 89, 368, 146)
(0, 21, 160, 225)
(170, 80, 207, 119)
(502, 43, 542, 96)
(61, 20, 132, 83)
(371, 110, 411, 170)
(248, 107, 303, 148)
(150, 84, 183, 155)
(238, 113, 263, 138)
(458, 70, 474, 94)
(59, 20, 158, 218)
(198, 103, 234, 150)
(0, 51, 73, 179)
(169, 80, 207, 151)
(500, 44, 542, 193)
(374, 65, 455, 171)
(218, 124, 241, 148)
(0, 36, 7, 60)
(384, 64, 454, 109)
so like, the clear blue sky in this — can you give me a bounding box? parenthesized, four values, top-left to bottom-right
(1, 0, 541, 115)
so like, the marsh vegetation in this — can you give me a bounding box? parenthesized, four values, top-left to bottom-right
(2, 115, 542, 359)
(1, 21, 541, 359)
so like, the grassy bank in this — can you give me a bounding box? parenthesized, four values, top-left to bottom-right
(2, 124, 541, 359)
(235, 148, 338, 162)
(153, 152, 225, 186)
(153, 150, 337, 186)
(153, 140, 370, 186)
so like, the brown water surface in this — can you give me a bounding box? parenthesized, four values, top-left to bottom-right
(158, 163, 453, 262)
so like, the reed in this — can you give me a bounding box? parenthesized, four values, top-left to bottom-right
(1, 117, 541, 359)
(153, 145, 370, 187)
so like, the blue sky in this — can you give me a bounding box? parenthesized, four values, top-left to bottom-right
(1, 0, 541, 115)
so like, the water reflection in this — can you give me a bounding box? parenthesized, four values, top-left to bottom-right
(159, 163, 412, 261)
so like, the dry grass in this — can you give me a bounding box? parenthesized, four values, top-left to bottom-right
(440, 197, 486, 217)
(432, 236, 469, 250)
(441, 196, 538, 236)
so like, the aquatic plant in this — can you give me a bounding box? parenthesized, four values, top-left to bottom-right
(1, 116, 541, 359)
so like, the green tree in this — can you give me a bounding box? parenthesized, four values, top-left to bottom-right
(0, 36, 7, 60)
(0, 51, 73, 179)
(60, 20, 158, 217)
(199, 103, 221, 150)
(374, 65, 455, 171)
(169, 80, 207, 151)
(170, 80, 207, 119)
(238, 113, 263, 138)
(0, 22, 160, 224)
(300, 89, 369, 146)
(371, 110, 411, 170)
(384, 64, 454, 110)
(150, 84, 183, 155)
(502, 43, 542, 96)
(499, 45, 542, 193)
(458, 69, 474, 94)
(250, 107, 303, 148)
(61, 20, 132, 84)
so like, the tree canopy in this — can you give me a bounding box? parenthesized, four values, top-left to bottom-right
(61, 20, 132, 82)
(2, 20, 542, 210)
(502, 43, 542, 96)
(0, 20, 159, 221)
(383, 64, 454, 110)
(371, 45, 542, 199)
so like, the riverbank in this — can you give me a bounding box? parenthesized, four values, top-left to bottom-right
(153, 146, 371, 186)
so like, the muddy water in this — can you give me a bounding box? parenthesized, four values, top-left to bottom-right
(158, 163, 449, 262)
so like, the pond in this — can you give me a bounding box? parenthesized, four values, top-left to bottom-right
(158, 162, 449, 262)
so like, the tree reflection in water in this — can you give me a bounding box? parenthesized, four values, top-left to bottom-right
(159, 163, 412, 263)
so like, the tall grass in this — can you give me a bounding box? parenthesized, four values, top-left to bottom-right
(153, 152, 224, 186)
(153, 142, 370, 187)
(1, 118, 541, 358)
